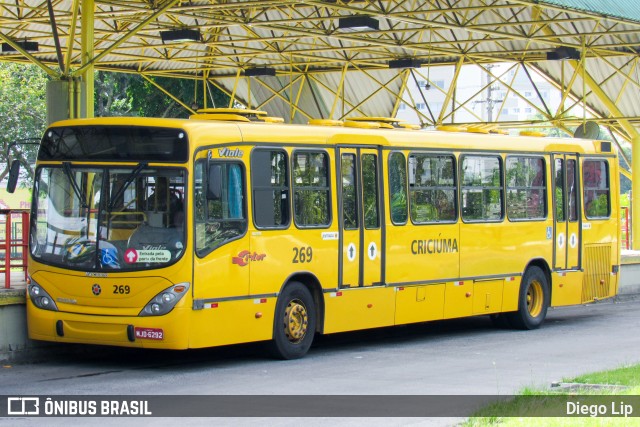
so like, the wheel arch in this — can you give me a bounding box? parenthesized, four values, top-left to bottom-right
(522, 258, 552, 303)
(278, 272, 325, 334)
(504, 258, 552, 330)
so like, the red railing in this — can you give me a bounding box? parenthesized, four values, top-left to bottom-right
(0, 209, 29, 289)
(621, 207, 631, 250)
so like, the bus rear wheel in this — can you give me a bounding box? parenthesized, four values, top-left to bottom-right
(506, 266, 549, 330)
(268, 282, 316, 359)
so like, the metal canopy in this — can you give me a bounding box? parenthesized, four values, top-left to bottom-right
(2, 0, 640, 247)
(0, 1, 639, 129)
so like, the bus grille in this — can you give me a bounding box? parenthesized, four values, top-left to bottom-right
(582, 244, 611, 303)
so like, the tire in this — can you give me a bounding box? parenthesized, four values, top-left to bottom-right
(506, 266, 550, 330)
(268, 282, 316, 360)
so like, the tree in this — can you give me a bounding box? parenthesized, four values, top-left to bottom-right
(0, 62, 48, 185)
(95, 72, 230, 118)
(95, 71, 133, 116)
(520, 113, 570, 137)
(615, 139, 632, 195)
(2, 66, 231, 186)
(127, 75, 196, 118)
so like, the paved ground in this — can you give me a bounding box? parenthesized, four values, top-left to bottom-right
(1, 297, 639, 426)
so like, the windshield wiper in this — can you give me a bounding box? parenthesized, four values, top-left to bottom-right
(62, 162, 88, 209)
(108, 161, 148, 210)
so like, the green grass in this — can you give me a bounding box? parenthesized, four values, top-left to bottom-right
(572, 365, 640, 387)
(464, 364, 640, 426)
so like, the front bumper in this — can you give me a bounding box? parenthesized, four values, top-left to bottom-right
(26, 302, 190, 349)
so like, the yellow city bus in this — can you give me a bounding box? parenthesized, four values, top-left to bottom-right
(20, 111, 620, 359)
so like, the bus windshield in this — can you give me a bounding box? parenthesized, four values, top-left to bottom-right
(31, 164, 186, 271)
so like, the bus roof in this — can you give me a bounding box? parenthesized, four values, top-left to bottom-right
(48, 116, 611, 156)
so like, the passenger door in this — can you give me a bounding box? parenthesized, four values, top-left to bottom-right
(338, 147, 383, 288)
(192, 152, 250, 300)
(552, 154, 581, 270)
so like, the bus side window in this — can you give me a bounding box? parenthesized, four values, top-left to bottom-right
(567, 159, 578, 221)
(195, 160, 247, 255)
(583, 159, 610, 218)
(292, 150, 331, 228)
(555, 158, 565, 221)
(251, 149, 290, 228)
(409, 153, 457, 223)
(461, 155, 503, 222)
(388, 152, 408, 225)
(361, 154, 379, 229)
(341, 154, 358, 230)
(506, 156, 546, 220)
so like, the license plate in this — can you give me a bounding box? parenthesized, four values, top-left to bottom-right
(134, 327, 164, 340)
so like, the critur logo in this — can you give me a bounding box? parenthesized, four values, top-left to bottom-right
(232, 250, 266, 266)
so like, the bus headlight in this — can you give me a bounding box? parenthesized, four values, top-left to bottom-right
(28, 280, 59, 312)
(139, 283, 190, 316)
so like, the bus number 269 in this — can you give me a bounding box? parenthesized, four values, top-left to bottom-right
(292, 247, 313, 264)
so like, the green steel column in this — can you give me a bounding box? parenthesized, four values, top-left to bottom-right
(633, 136, 640, 250)
(81, 0, 95, 118)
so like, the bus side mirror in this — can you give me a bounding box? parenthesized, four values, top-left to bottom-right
(6, 160, 20, 193)
(206, 164, 222, 201)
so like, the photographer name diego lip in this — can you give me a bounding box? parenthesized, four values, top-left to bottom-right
(567, 401, 633, 417)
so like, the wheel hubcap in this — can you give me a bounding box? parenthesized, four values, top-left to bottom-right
(526, 280, 543, 318)
(283, 299, 308, 343)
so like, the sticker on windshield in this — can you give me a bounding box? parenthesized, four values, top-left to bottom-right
(100, 242, 120, 269)
(124, 248, 171, 264)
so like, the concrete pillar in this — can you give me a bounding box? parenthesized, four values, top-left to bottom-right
(46, 80, 70, 124)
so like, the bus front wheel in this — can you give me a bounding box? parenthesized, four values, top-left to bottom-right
(506, 266, 549, 330)
(268, 282, 316, 359)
